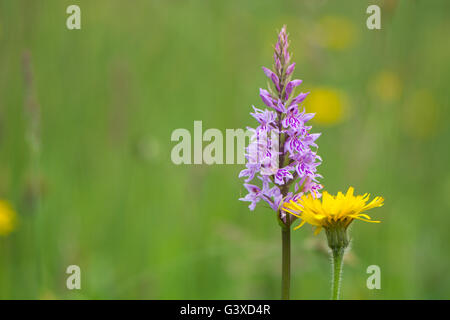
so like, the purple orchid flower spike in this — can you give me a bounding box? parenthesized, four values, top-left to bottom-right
(238, 25, 324, 301)
(239, 25, 323, 222)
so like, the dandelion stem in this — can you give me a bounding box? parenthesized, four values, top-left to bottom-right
(281, 224, 291, 300)
(331, 247, 345, 300)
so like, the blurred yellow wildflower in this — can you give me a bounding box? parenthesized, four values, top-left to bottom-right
(369, 71, 403, 103)
(283, 187, 383, 235)
(305, 87, 347, 125)
(0, 200, 16, 236)
(316, 16, 357, 50)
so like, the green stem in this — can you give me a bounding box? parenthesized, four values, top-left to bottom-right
(331, 248, 345, 300)
(281, 226, 290, 300)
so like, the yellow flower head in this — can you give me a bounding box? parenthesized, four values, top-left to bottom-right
(282, 187, 383, 236)
(369, 70, 403, 103)
(0, 200, 17, 236)
(305, 87, 347, 126)
(316, 16, 358, 51)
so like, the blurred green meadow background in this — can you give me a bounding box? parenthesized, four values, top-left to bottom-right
(0, 0, 449, 299)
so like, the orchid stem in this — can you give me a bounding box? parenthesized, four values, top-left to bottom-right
(281, 225, 291, 300)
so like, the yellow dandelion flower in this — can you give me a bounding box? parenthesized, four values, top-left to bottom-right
(282, 187, 383, 236)
(0, 200, 17, 236)
(305, 87, 347, 126)
(283, 187, 383, 299)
